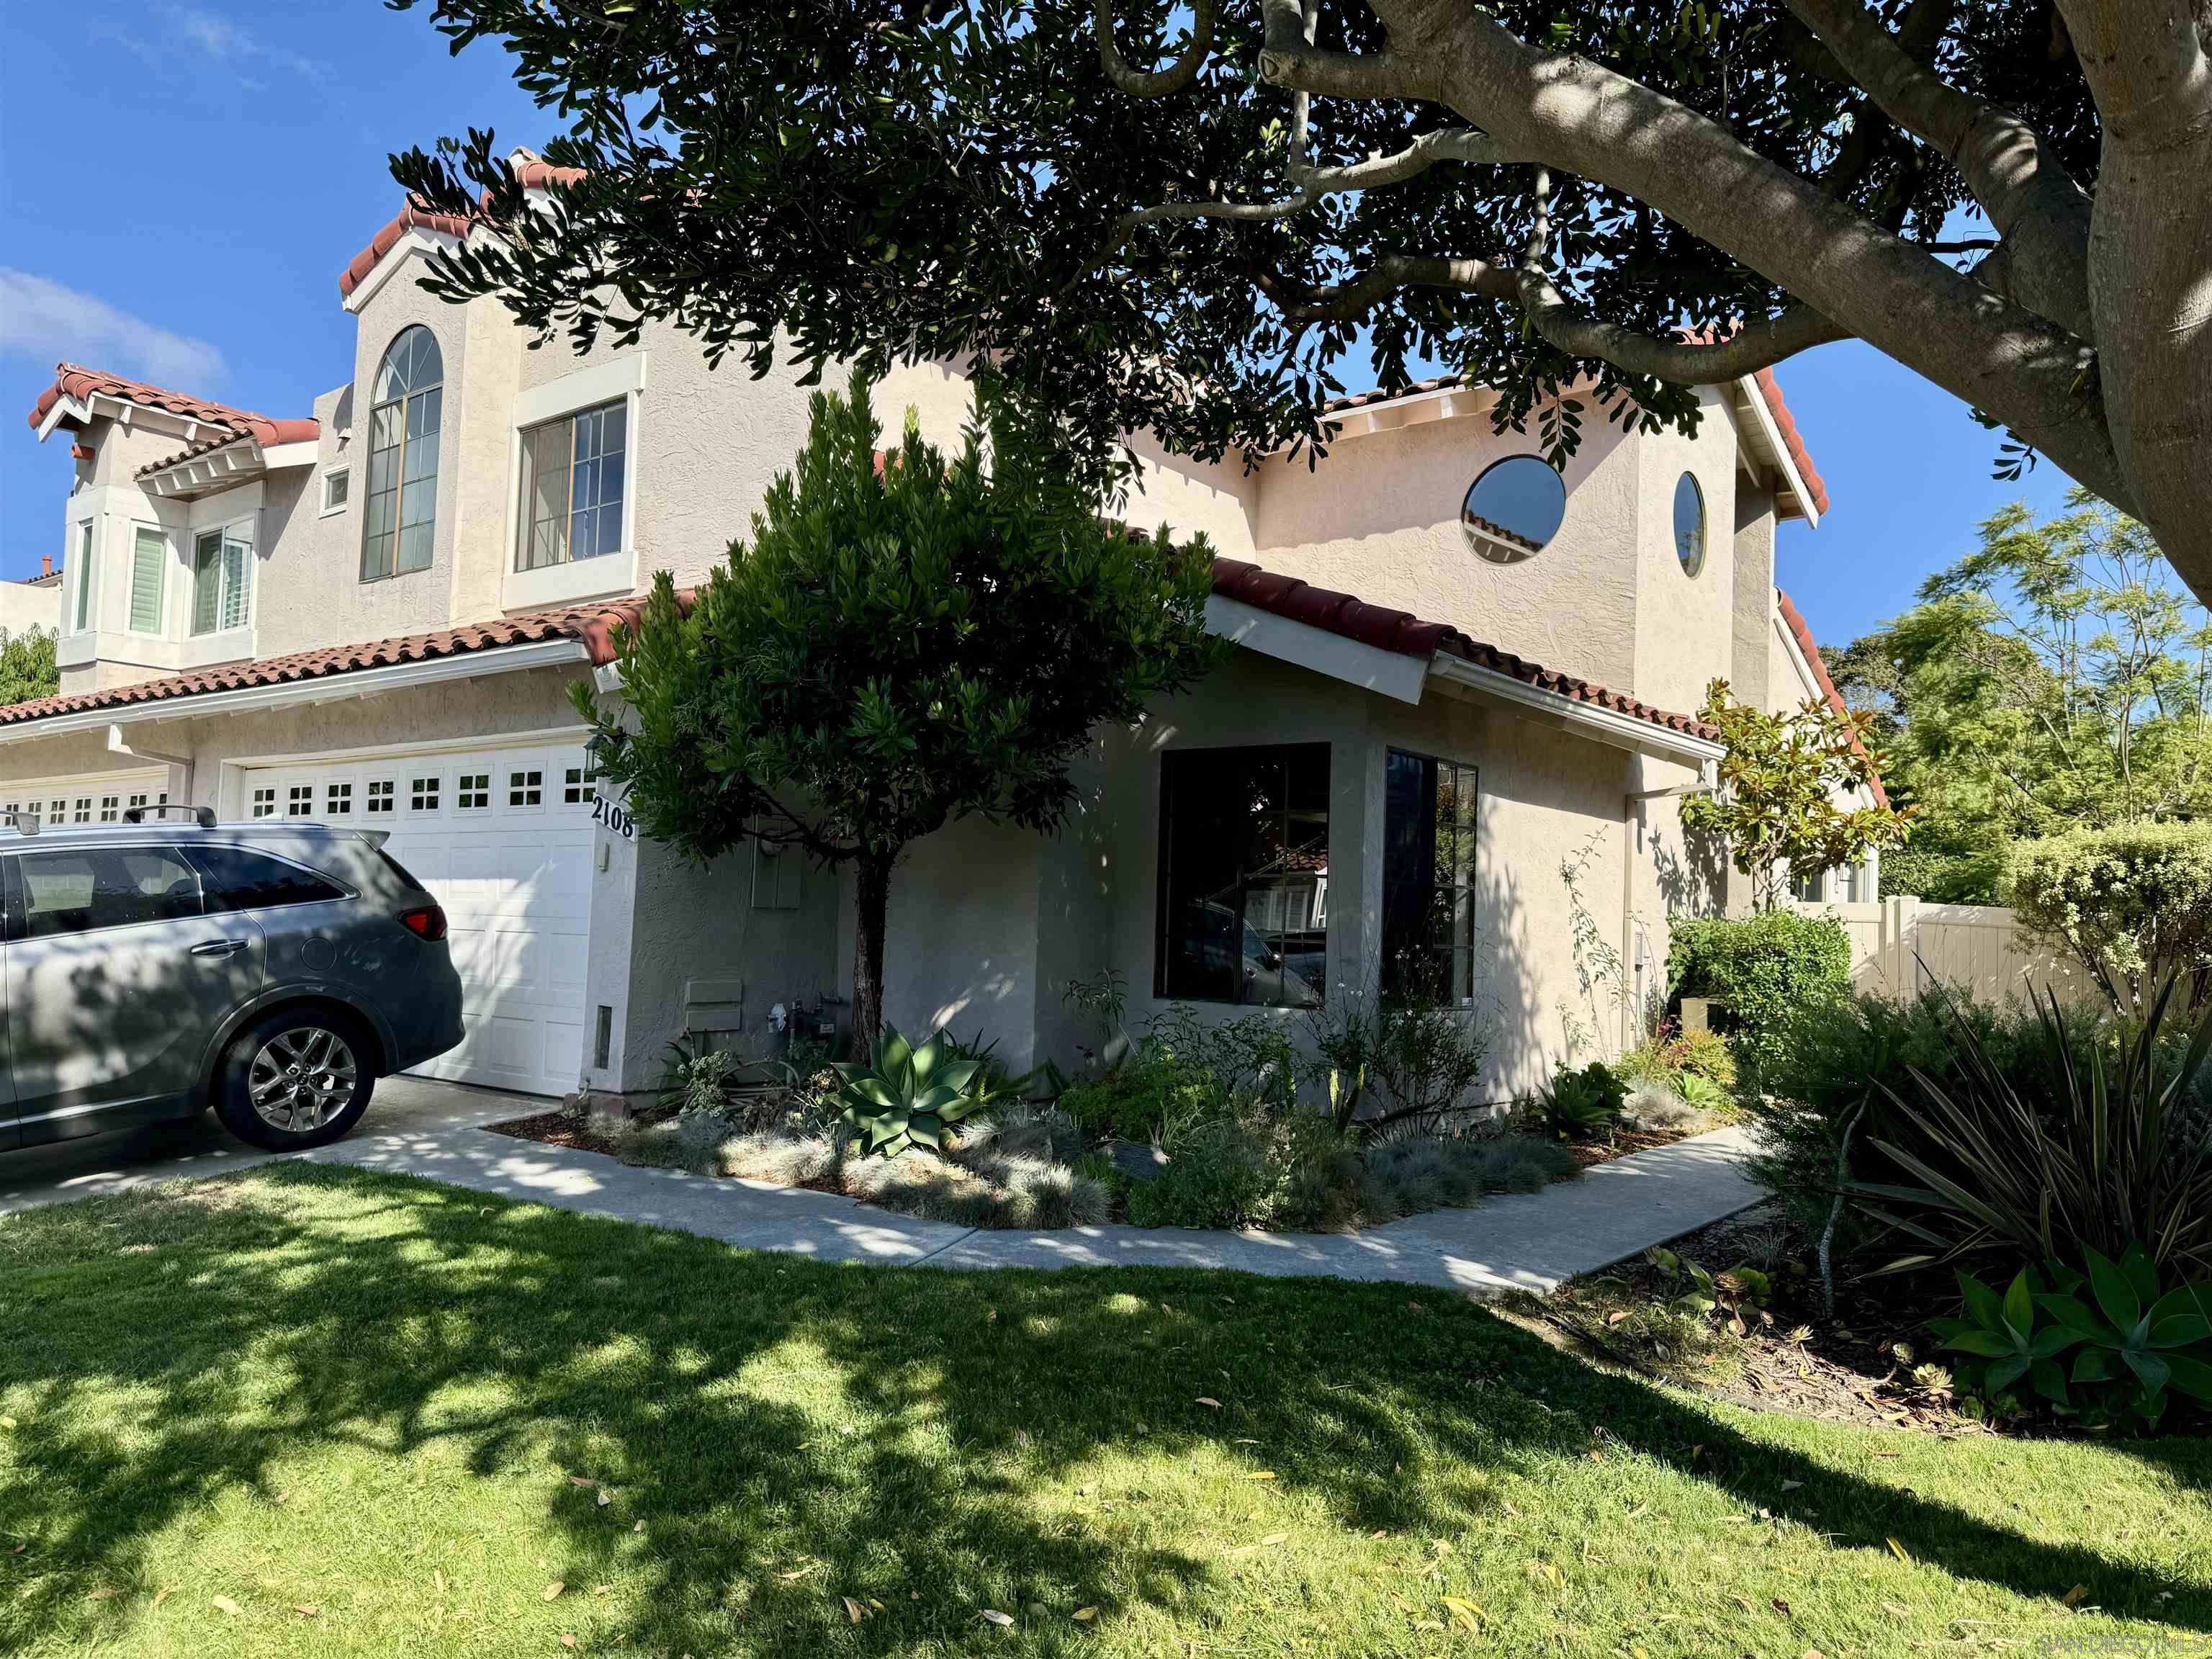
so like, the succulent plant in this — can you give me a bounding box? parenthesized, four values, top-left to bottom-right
(834, 1023, 984, 1159)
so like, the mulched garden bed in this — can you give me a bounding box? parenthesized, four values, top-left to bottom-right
(1563, 1125, 1691, 1169)
(1521, 1201, 1986, 1437)
(488, 1111, 626, 1159)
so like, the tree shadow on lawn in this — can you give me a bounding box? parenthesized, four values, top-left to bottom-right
(4, 1163, 2208, 1655)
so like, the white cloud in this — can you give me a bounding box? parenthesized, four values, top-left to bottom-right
(0, 270, 228, 390)
(157, 4, 328, 80)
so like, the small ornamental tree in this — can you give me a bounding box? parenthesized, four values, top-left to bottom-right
(2009, 822, 2212, 1014)
(1682, 679, 1916, 909)
(575, 369, 1226, 1056)
(0, 626, 59, 706)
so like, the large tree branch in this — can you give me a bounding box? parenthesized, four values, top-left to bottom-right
(1329, 0, 2131, 518)
(1518, 168, 1849, 379)
(2051, 0, 2212, 140)
(1093, 0, 1220, 99)
(1783, 0, 2096, 339)
(1263, 252, 1520, 323)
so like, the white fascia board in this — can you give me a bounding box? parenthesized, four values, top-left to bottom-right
(0, 638, 588, 746)
(341, 227, 465, 314)
(1426, 651, 1725, 768)
(1204, 594, 1429, 703)
(1732, 375, 1819, 529)
(258, 441, 318, 470)
(34, 395, 89, 442)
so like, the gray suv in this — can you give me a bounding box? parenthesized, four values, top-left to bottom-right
(0, 808, 464, 1154)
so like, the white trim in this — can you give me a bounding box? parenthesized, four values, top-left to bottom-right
(1424, 652, 1725, 768)
(1203, 595, 1429, 703)
(34, 394, 90, 442)
(1731, 375, 1820, 529)
(0, 639, 590, 745)
(319, 467, 352, 518)
(513, 352, 649, 428)
(259, 440, 317, 471)
(341, 225, 464, 314)
(122, 521, 171, 640)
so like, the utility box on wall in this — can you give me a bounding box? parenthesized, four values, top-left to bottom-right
(682, 976, 746, 1053)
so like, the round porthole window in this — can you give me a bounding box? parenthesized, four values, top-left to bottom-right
(1673, 471, 1707, 577)
(1461, 456, 1566, 565)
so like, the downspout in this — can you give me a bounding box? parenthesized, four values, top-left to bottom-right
(1622, 760, 1720, 1049)
(107, 724, 194, 807)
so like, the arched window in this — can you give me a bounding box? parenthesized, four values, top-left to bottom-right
(361, 325, 443, 581)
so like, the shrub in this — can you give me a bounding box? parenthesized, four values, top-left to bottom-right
(1880, 845, 2006, 905)
(1536, 1062, 1627, 1141)
(1057, 1047, 1223, 1144)
(1307, 992, 1493, 1134)
(1667, 911, 1852, 1084)
(1616, 1024, 1737, 1096)
(1357, 1135, 1576, 1220)
(842, 1146, 1112, 1229)
(1861, 981, 2212, 1278)
(2009, 822, 2212, 1013)
(1932, 1251, 2212, 1429)
(1123, 1115, 1277, 1229)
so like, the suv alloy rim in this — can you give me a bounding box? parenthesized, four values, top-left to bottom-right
(248, 1028, 358, 1131)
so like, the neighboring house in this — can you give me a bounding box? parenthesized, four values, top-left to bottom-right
(1, 150, 1860, 1108)
(0, 559, 61, 646)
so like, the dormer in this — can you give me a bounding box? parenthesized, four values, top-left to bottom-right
(24, 364, 319, 694)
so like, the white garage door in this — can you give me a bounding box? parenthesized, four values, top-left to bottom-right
(0, 768, 171, 830)
(243, 740, 593, 1097)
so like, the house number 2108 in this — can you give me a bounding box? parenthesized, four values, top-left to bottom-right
(592, 794, 636, 840)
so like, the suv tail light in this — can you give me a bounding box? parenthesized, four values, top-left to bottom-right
(398, 904, 449, 942)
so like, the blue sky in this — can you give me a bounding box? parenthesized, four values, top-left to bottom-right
(0, 1, 2077, 649)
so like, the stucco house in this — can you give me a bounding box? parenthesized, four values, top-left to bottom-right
(0, 561, 60, 646)
(3, 153, 1870, 1111)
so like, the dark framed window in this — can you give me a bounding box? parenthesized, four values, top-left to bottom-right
(1381, 750, 1480, 1002)
(186, 846, 349, 913)
(1155, 744, 1328, 1007)
(12, 847, 202, 939)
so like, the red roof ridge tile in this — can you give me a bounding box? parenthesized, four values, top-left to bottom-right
(138, 416, 320, 478)
(1775, 587, 1887, 809)
(27, 362, 274, 438)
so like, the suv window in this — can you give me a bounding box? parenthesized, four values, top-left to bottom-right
(14, 847, 202, 939)
(187, 845, 349, 914)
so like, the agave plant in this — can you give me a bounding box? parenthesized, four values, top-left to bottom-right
(1855, 976, 2212, 1277)
(834, 1022, 984, 1159)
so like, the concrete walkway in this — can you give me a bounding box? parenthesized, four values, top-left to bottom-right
(4, 1079, 1766, 1295)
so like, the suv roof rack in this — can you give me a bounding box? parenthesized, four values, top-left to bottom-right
(3, 809, 38, 837)
(122, 804, 217, 828)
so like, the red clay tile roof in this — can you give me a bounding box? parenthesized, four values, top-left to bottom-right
(337, 200, 475, 301)
(140, 418, 321, 478)
(1775, 588, 1888, 809)
(1322, 367, 1828, 518)
(27, 364, 266, 436)
(0, 598, 657, 727)
(1211, 557, 1720, 745)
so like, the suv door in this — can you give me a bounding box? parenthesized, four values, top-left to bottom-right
(2, 842, 266, 1144)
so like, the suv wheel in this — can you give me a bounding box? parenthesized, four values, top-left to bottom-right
(212, 1007, 377, 1151)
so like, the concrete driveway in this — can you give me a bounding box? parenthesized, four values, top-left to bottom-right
(0, 1076, 541, 1217)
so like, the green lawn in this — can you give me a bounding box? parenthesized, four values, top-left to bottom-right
(2, 1166, 2206, 1658)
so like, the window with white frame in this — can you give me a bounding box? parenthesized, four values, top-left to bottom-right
(562, 766, 588, 804)
(410, 775, 441, 812)
(366, 780, 395, 815)
(128, 526, 166, 634)
(508, 768, 542, 807)
(71, 520, 94, 632)
(251, 786, 276, 819)
(321, 469, 351, 515)
(457, 772, 490, 810)
(516, 400, 627, 571)
(99, 795, 120, 823)
(325, 782, 354, 816)
(287, 784, 313, 817)
(191, 526, 251, 634)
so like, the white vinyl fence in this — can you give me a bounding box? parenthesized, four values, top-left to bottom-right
(1785, 896, 2107, 1012)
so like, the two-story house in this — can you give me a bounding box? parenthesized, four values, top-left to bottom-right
(3, 153, 1865, 1112)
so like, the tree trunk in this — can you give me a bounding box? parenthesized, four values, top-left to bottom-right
(850, 846, 896, 1061)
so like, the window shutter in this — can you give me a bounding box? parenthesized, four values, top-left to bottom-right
(129, 528, 165, 632)
(192, 533, 221, 634)
(221, 534, 251, 630)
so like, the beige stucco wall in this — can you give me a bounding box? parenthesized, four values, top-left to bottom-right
(1248, 391, 1645, 697)
(1629, 387, 1740, 716)
(0, 580, 60, 644)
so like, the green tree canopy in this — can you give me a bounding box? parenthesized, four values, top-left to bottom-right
(577, 369, 1224, 1053)
(390, 0, 2212, 600)
(1681, 678, 1915, 910)
(0, 627, 59, 708)
(1840, 491, 2212, 899)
